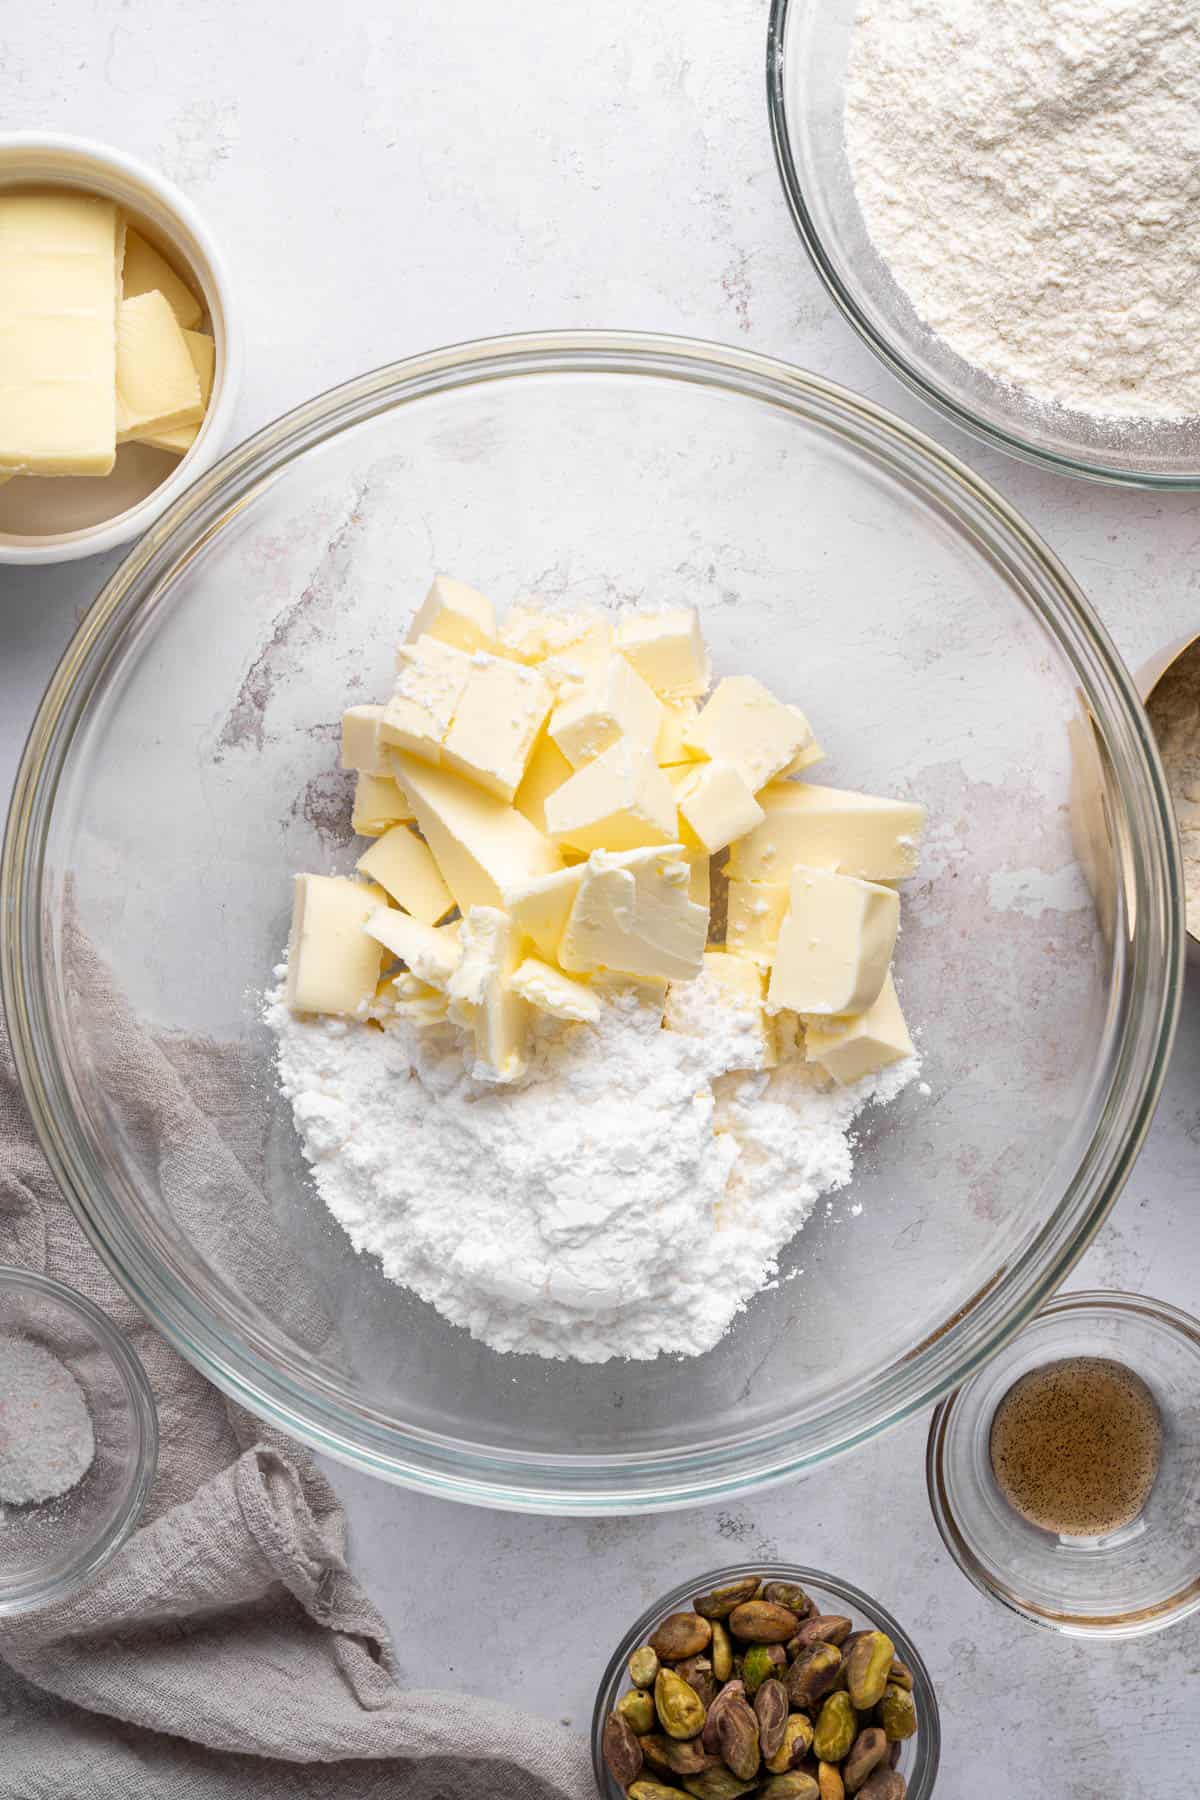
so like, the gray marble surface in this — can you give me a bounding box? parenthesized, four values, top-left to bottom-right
(2, 2, 1199, 1793)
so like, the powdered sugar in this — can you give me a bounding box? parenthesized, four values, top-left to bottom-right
(268, 969, 917, 1363)
(0, 1337, 95, 1506)
(845, 0, 1200, 421)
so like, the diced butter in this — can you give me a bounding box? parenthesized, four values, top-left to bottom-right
(285, 874, 385, 1016)
(726, 783, 927, 883)
(352, 771, 414, 836)
(498, 603, 611, 666)
(559, 846, 708, 982)
(549, 653, 663, 769)
(685, 848, 711, 909)
(380, 636, 471, 764)
(115, 290, 204, 442)
(391, 751, 562, 912)
(341, 703, 390, 775)
(440, 654, 552, 800)
(677, 759, 765, 855)
(617, 606, 710, 697)
(121, 226, 202, 328)
(545, 741, 678, 853)
(657, 696, 705, 766)
(664, 949, 776, 1069)
(685, 676, 814, 791)
(357, 824, 455, 925)
(803, 970, 914, 1085)
(506, 864, 585, 961)
(766, 866, 898, 1017)
(372, 970, 449, 1028)
(726, 879, 790, 967)
(779, 725, 825, 778)
(137, 328, 214, 452)
(447, 906, 529, 1082)
(513, 734, 573, 835)
(406, 575, 496, 655)
(509, 957, 601, 1023)
(0, 191, 121, 477)
(365, 907, 463, 992)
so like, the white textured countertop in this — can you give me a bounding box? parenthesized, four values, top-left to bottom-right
(3, 3, 1199, 1793)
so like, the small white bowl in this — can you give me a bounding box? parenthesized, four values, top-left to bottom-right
(0, 133, 241, 565)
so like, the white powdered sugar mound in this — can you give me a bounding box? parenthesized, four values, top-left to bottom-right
(268, 970, 917, 1363)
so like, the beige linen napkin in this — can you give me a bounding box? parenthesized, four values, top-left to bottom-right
(0, 949, 593, 1800)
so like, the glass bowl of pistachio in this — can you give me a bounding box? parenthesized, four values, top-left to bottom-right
(592, 1562, 939, 1800)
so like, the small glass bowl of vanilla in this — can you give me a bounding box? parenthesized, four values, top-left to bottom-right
(926, 1291, 1200, 1637)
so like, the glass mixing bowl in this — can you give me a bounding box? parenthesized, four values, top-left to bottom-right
(1, 332, 1183, 1511)
(767, 0, 1200, 487)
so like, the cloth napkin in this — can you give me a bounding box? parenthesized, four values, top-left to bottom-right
(0, 944, 594, 1800)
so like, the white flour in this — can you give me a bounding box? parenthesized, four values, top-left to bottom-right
(0, 1337, 95, 1506)
(268, 968, 916, 1363)
(845, 0, 1200, 420)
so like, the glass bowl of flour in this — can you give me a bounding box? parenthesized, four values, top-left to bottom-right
(768, 0, 1200, 486)
(3, 333, 1181, 1510)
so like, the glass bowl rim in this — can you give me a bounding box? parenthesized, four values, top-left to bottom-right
(0, 1263, 159, 1614)
(926, 1288, 1200, 1638)
(590, 1558, 941, 1798)
(0, 329, 1184, 1512)
(765, 0, 1200, 491)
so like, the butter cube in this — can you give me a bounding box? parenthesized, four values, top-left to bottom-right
(677, 759, 765, 855)
(513, 734, 573, 835)
(657, 696, 705, 766)
(447, 906, 529, 1082)
(779, 727, 826, 778)
(498, 603, 611, 666)
(391, 752, 562, 913)
(545, 741, 678, 853)
(617, 607, 710, 697)
(506, 864, 585, 961)
(0, 191, 121, 477)
(341, 704, 391, 775)
(352, 772, 414, 836)
(285, 875, 385, 1017)
(137, 329, 214, 452)
(365, 908, 463, 992)
(121, 226, 202, 328)
(726, 879, 790, 967)
(357, 825, 455, 925)
(510, 957, 601, 1023)
(804, 971, 914, 1085)
(115, 291, 203, 442)
(685, 848, 711, 909)
(727, 783, 927, 883)
(373, 970, 449, 1029)
(441, 654, 553, 800)
(665, 949, 776, 1069)
(406, 575, 496, 655)
(559, 846, 708, 982)
(549, 653, 663, 769)
(380, 637, 471, 765)
(685, 676, 814, 792)
(766, 867, 899, 1017)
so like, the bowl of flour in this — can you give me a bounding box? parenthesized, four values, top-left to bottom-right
(768, 0, 1200, 484)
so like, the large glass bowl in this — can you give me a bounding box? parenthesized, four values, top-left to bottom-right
(1, 332, 1182, 1512)
(767, 0, 1200, 488)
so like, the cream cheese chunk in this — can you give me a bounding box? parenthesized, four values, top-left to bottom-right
(766, 866, 899, 1017)
(803, 970, 914, 1084)
(351, 771, 414, 836)
(617, 606, 710, 697)
(447, 906, 529, 1082)
(440, 653, 552, 800)
(406, 575, 496, 655)
(726, 878, 791, 968)
(727, 782, 927, 883)
(115, 291, 204, 442)
(391, 751, 562, 913)
(559, 845, 708, 982)
(357, 825, 455, 926)
(121, 226, 202, 328)
(505, 864, 585, 961)
(544, 740, 678, 853)
(365, 907, 463, 991)
(509, 956, 601, 1023)
(549, 652, 663, 768)
(677, 758, 765, 855)
(0, 191, 121, 477)
(685, 675, 814, 791)
(285, 875, 386, 1016)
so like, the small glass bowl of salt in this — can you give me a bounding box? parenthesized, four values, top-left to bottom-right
(0, 1267, 157, 1614)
